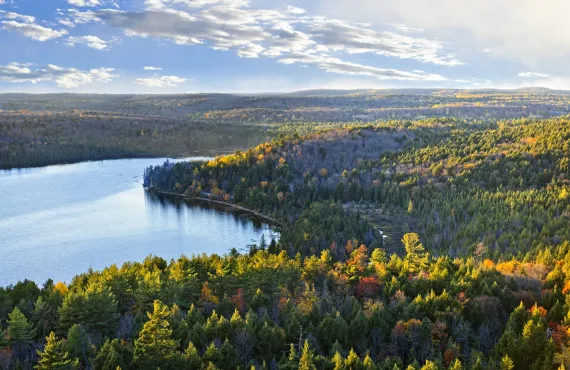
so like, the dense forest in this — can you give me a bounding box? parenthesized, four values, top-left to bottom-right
(145, 116, 570, 258)
(0, 111, 268, 169)
(2, 96, 570, 369)
(3, 89, 570, 169)
(2, 237, 570, 369)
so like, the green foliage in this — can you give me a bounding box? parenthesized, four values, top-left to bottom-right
(402, 233, 429, 274)
(59, 284, 119, 337)
(299, 340, 316, 370)
(5, 112, 570, 369)
(93, 339, 129, 370)
(133, 300, 184, 370)
(36, 332, 79, 370)
(7, 307, 35, 344)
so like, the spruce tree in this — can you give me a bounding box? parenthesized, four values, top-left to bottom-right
(133, 300, 184, 370)
(7, 307, 35, 345)
(36, 332, 79, 370)
(298, 340, 316, 370)
(345, 349, 361, 369)
(500, 355, 514, 370)
(449, 359, 463, 370)
(420, 360, 439, 370)
(93, 339, 128, 370)
(332, 351, 344, 370)
(185, 342, 202, 369)
(402, 233, 429, 274)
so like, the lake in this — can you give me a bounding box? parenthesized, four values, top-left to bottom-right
(0, 158, 279, 286)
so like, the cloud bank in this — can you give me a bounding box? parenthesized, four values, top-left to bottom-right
(0, 63, 117, 88)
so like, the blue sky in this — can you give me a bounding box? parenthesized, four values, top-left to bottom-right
(0, 0, 568, 93)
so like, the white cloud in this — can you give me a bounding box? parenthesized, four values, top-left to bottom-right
(89, 1, 460, 81)
(0, 62, 117, 88)
(518, 72, 550, 78)
(303, 18, 462, 67)
(144, 66, 163, 70)
(135, 75, 187, 87)
(279, 53, 447, 81)
(59, 19, 76, 27)
(392, 24, 423, 33)
(285, 6, 305, 15)
(66, 35, 109, 50)
(145, 0, 250, 10)
(1, 11, 68, 41)
(319, 0, 570, 72)
(1, 20, 68, 41)
(68, 0, 102, 6)
(1, 12, 36, 23)
(64, 9, 101, 25)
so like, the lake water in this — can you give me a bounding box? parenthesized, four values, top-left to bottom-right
(0, 158, 278, 286)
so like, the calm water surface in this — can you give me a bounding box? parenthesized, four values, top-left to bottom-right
(0, 158, 278, 286)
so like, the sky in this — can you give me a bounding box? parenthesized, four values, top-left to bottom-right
(0, 0, 569, 93)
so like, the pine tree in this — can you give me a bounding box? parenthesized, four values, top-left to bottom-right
(63, 324, 90, 365)
(185, 342, 202, 369)
(332, 351, 344, 370)
(470, 357, 484, 370)
(59, 285, 119, 337)
(345, 349, 361, 369)
(407, 199, 414, 214)
(420, 360, 439, 370)
(298, 340, 316, 370)
(220, 339, 238, 369)
(7, 307, 35, 345)
(500, 355, 514, 370)
(203, 342, 221, 366)
(133, 300, 184, 369)
(363, 353, 376, 370)
(449, 359, 463, 370)
(36, 332, 79, 370)
(288, 343, 297, 362)
(402, 233, 429, 274)
(93, 339, 127, 370)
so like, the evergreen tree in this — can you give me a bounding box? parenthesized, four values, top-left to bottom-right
(36, 332, 79, 370)
(332, 351, 344, 370)
(500, 355, 514, 370)
(299, 340, 316, 370)
(345, 349, 361, 369)
(8, 306, 36, 362)
(63, 325, 90, 366)
(363, 354, 376, 370)
(133, 300, 184, 369)
(407, 199, 414, 214)
(93, 339, 128, 370)
(449, 359, 463, 370)
(402, 233, 429, 274)
(420, 360, 438, 370)
(7, 307, 35, 345)
(470, 357, 484, 370)
(185, 342, 202, 369)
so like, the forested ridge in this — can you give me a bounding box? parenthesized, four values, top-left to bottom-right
(2, 114, 570, 369)
(3, 89, 570, 169)
(145, 116, 570, 258)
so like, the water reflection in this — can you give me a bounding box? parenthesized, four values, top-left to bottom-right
(0, 157, 279, 286)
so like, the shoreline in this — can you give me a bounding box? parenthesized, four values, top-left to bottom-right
(0, 149, 239, 171)
(151, 189, 283, 228)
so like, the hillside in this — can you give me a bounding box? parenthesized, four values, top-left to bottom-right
(3, 90, 570, 169)
(145, 117, 570, 258)
(1, 116, 569, 369)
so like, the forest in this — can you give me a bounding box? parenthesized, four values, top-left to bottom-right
(0, 113, 569, 369)
(2, 89, 570, 169)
